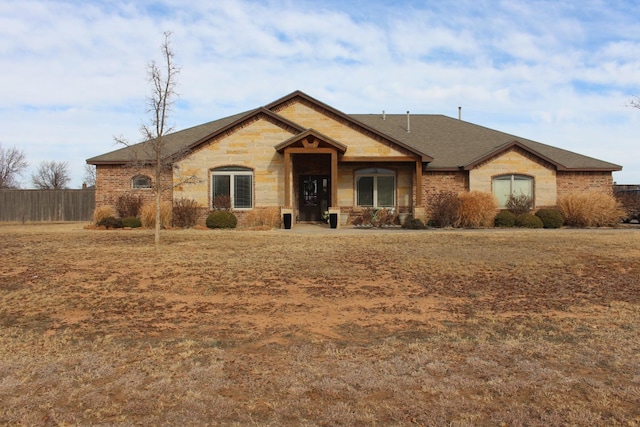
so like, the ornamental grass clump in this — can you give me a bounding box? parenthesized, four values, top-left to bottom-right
(535, 208, 564, 229)
(558, 191, 626, 227)
(245, 207, 281, 229)
(140, 202, 173, 229)
(455, 191, 498, 228)
(92, 206, 115, 225)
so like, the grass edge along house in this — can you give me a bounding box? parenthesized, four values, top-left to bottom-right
(87, 91, 621, 227)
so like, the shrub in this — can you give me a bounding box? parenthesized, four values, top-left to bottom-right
(115, 193, 144, 218)
(206, 210, 237, 229)
(92, 205, 115, 225)
(122, 216, 142, 228)
(428, 191, 460, 228)
(535, 209, 564, 229)
(97, 216, 123, 229)
(371, 208, 398, 227)
(494, 210, 516, 227)
(140, 202, 173, 229)
(558, 191, 626, 227)
(401, 215, 426, 229)
(455, 191, 498, 228)
(212, 194, 231, 210)
(515, 213, 543, 228)
(505, 194, 533, 215)
(245, 207, 281, 228)
(173, 198, 199, 228)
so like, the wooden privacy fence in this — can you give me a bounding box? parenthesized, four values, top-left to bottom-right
(0, 189, 95, 222)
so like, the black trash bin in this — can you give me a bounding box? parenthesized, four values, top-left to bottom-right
(283, 213, 292, 229)
(329, 213, 338, 229)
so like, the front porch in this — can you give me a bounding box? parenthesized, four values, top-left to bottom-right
(275, 129, 425, 228)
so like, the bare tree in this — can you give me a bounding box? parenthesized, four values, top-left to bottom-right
(31, 160, 71, 189)
(631, 96, 640, 109)
(115, 32, 196, 245)
(83, 164, 96, 187)
(0, 144, 28, 189)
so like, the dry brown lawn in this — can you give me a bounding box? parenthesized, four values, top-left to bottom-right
(1, 223, 639, 426)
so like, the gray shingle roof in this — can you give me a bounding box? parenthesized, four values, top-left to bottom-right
(86, 110, 255, 164)
(87, 93, 621, 172)
(351, 114, 621, 171)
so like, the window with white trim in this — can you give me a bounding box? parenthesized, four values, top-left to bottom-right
(492, 174, 533, 208)
(132, 175, 152, 189)
(211, 167, 253, 209)
(355, 168, 395, 208)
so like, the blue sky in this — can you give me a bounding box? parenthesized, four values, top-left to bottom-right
(1, 0, 639, 187)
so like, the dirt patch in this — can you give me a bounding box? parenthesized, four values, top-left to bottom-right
(1, 224, 640, 425)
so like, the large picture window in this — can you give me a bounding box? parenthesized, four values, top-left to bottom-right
(355, 168, 395, 208)
(211, 167, 253, 209)
(492, 174, 533, 207)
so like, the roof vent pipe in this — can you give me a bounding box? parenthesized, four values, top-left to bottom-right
(458, 106, 462, 120)
(382, 110, 385, 120)
(406, 111, 410, 133)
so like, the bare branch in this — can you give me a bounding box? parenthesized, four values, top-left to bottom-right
(630, 96, 640, 109)
(31, 160, 71, 189)
(0, 143, 28, 189)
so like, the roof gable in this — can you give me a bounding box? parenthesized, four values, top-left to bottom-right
(267, 91, 432, 161)
(275, 129, 347, 154)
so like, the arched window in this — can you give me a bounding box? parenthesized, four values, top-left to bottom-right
(492, 174, 534, 208)
(211, 166, 253, 209)
(132, 175, 152, 189)
(355, 168, 395, 208)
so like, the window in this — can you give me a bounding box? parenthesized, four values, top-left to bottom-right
(355, 168, 395, 207)
(132, 175, 151, 189)
(492, 174, 533, 207)
(211, 167, 253, 209)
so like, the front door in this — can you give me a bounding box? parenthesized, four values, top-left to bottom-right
(299, 175, 330, 222)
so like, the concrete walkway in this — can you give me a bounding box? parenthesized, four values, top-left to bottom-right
(275, 223, 412, 234)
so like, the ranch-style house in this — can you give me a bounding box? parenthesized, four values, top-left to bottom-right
(87, 90, 622, 226)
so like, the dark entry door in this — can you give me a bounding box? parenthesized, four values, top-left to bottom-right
(299, 175, 330, 222)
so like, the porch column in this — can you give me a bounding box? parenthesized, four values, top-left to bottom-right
(415, 160, 422, 207)
(331, 150, 338, 207)
(284, 149, 291, 207)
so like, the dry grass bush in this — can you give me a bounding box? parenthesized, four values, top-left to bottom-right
(172, 198, 199, 228)
(455, 191, 498, 228)
(140, 201, 173, 229)
(558, 191, 626, 227)
(244, 207, 281, 228)
(92, 205, 115, 225)
(115, 193, 144, 218)
(428, 190, 460, 227)
(505, 194, 533, 215)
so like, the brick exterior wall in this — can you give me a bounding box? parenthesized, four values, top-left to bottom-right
(421, 171, 468, 209)
(95, 164, 173, 210)
(557, 171, 614, 196)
